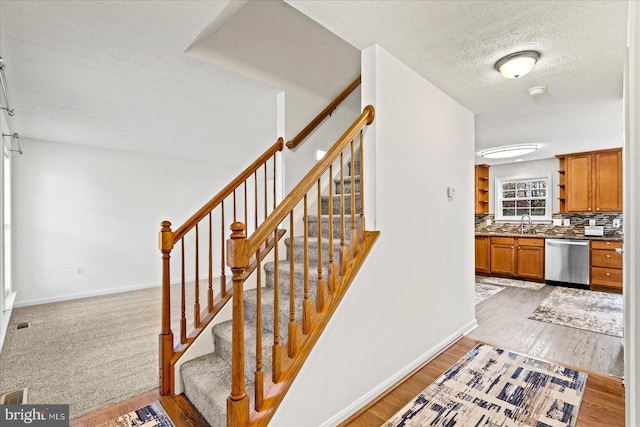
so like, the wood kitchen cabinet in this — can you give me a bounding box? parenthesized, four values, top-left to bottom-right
(557, 148, 622, 213)
(591, 240, 623, 294)
(475, 165, 490, 214)
(487, 236, 545, 280)
(475, 236, 490, 273)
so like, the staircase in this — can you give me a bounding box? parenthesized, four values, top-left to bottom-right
(180, 160, 362, 426)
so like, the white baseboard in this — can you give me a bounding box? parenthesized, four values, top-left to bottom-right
(13, 282, 161, 308)
(320, 318, 478, 427)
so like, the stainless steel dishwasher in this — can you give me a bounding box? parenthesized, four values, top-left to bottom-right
(545, 239, 590, 287)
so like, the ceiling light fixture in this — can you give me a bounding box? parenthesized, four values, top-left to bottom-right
(495, 51, 540, 79)
(480, 144, 538, 159)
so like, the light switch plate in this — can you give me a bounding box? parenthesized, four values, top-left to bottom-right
(563, 218, 571, 226)
(589, 219, 596, 226)
(486, 219, 492, 226)
(553, 219, 562, 226)
(613, 219, 621, 229)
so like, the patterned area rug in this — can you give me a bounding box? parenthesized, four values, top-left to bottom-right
(97, 401, 174, 427)
(384, 344, 587, 427)
(476, 275, 545, 290)
(475, 283, 504, 305)
(529, 287, 623, 337)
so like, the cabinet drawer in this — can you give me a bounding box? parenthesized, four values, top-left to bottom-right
(518, 238, 544, 247)
(491, 237, 515, 245)
(591, 240, 622, 250)
(591, 249, 623, 269)
(591, 266, 622, 287)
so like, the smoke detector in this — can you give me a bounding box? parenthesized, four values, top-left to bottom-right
(528, 86, 546, 97)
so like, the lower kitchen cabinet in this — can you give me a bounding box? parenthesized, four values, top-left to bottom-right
(475, 236, 490, 273)
(591, 240, 623, 293)
(485, 236, 545, 281)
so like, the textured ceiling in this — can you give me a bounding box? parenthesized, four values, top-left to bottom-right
(287, 0, 628, 165)
(0, 1, 279, 165)
(0, 1, 629, 167)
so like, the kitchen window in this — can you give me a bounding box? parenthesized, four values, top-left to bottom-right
(495, 176, 551, 221)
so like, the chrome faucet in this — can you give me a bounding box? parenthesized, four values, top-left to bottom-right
(520, 214, 532, 234)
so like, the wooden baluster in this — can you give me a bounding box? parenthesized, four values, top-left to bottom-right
(233, 190, 237, 222)
(302, 195, 311, 334)
(159, 221, 174, 395)
(194, 223, 200, 327)
(221, 200, 227, 297)
(273, 153, 277, 211)
(359, 130, 365, 243)
(288, 212, 297, 357)
(350, 140, 358, 257)
(208, 212, 213, 312)
(316, 179, 328, 312)
(255, 249, 264, 410)
(180, 238, 186, 344)
(254, 172, 258, 233)
(272, 228, 282, 382)
(340, 152, 348, 275)
(328, 164, 335, 292)
(226, 222, 250, 426)
(244, 181, 248, 227)
(264, 163, 268, 221)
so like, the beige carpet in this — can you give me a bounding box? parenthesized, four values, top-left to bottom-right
(0, 287, 163, 420)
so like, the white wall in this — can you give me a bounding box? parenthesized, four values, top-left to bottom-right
(624, 0, 639, 424)
(488, 158, 559, 215)
(271, 45, 476, 426)
(11, 139, 249, 306)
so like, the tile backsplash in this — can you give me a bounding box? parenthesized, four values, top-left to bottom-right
(475, 212, 623, 238)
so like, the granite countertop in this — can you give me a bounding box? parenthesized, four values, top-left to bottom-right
(475, 231, 623, 241)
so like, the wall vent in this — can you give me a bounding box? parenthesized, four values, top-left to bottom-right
(0, 388, 28, 404)
(16, 322, 30, 330)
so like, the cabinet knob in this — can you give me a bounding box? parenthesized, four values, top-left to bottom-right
(596, 208, 600, 211)
(606, 254, 611, 258)
(606, 273, 611, 276)
(588, 208, 592, 211)
(606, 242, 611, 245)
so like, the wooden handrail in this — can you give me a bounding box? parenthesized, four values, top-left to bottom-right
(247, 105, 374, 256)
(285, 76, 362, 150)
(173, 137, 284, 242)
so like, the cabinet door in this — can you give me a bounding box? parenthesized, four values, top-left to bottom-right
(517, 245, 545, 280)
(593, 150, 622, 212)
(475, 237, 490, 273)
(490, 239, 516, 276)
(566, 154, 592, 212)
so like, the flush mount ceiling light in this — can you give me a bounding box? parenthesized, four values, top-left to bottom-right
(480, 144, 538, 159)
(495, 51, 540, 79)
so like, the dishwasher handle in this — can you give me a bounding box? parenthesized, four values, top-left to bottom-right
(545, 239, 589, 246)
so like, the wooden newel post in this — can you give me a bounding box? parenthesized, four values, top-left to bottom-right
(159, 221, 174, 395)
(226, 222, 250, 426)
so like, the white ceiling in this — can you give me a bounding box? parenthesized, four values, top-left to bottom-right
(0, 0, 629, 167)
(287, 0, 628, 165)
(0, 0, 280, 165)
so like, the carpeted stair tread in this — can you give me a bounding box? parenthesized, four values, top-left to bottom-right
(306, 214, 360, 239)
(242, 286, 306, 344)
(334, 175, 360, 194)
(284, 236, 343, 264)
(213, 320, 274, 377)
(264, 260, 329, 290)
(181, 352, 254, 427)
(320, 193, 362, 215)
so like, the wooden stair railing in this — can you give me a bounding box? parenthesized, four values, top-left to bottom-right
(158, 138, 284, 396)
(286, 76, 361, 150)
(227, 105, 376, 426)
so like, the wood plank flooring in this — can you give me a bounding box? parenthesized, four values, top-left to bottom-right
(469, 284, 624, 377)
(342, 336, 625, 427)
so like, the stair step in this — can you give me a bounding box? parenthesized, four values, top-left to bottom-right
(320, 193, 361, 215)
(181, 352, 254, 427)
(335, 175, 360, 194)
(243, 286, 307, 344)
(213, 320, 274, 378)
(349, 159, 360, 176)
(264, 260, 329, 291)
(306, 214, 360, 239)
(284, 236, 343, 265)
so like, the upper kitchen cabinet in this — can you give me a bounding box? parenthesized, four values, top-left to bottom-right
(475, 164, 490, 214)
(556, 148, 622, 213)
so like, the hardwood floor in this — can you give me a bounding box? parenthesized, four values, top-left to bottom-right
(70, 389, 208, 427)
(469, 284, 624, 377)
(342, 336, 625, 427)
